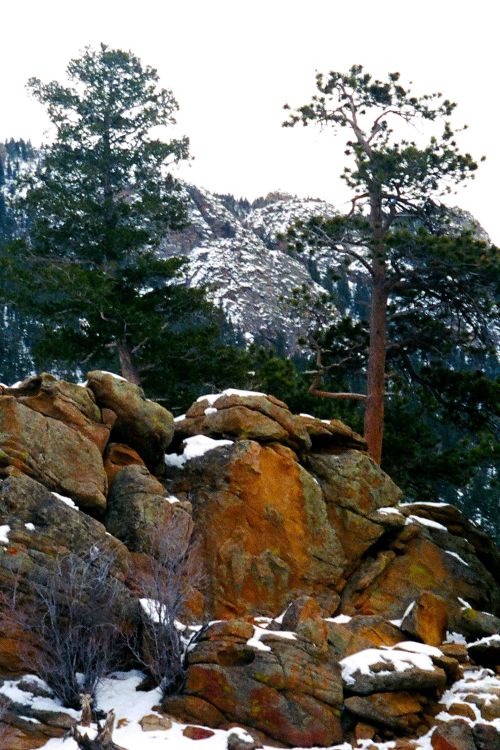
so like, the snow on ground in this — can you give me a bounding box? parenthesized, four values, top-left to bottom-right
(164, 435, 234, 468)
(2, 664, 499, 750)
(435, 667, 500, 730)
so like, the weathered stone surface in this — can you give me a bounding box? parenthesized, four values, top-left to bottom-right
(296, 414, 367, 451)
(431, 718, 476, 750)
(105, 464, 193, 555)
(307, 450, 403, 571)
(103, 443, 145, 490)
(86, 371, 174, 475)
(183, 725, 215, 740)
(467, 635, 500, 669)
(169, 439, 345, 619)
(401, 591, 449, 647)
(472, 723, 500, 750)
(176, 392, 312, 452)
(345, 691, 426, 732)
(163, 619, 343, 747)
(2, 373, 112, 452)
(0, 696, 77, 750)
(139, 713, 172, 731)
(0, 396, 107, 511)
(227, 728, 263, 750)
(326, 615, 404, 659)
(399, 502, 500, 590)
(340, 523, 498, 626)
(341, 648, 447, 695)
(281, 596, 329, 654)
(458, 607, 500, 640)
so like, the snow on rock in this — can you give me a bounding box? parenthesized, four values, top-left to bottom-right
(196, 388, 266, 405)
(246, 625, 297, 652)
(390, 600, 415, 628)
(468, 634, 500, 648)
(24, 522, 35, 531)
(0, 674, 80, 719)
(445, 550, 470, 566)
(377, 506, 404, 516)
(340, 647, 436, 686)
(51, 491, 79, 511)
(0, 524, 10, 544)
(325, 614, 352, 624)
(391, 641, 443, 658)
(165, 434, 234, 468)
(405, 514, 448, 531)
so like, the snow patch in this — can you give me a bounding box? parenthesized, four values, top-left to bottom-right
(390, 600, 414, 627)
(24, 522, 35, 532)
(340, 647, 436, 686)
(197, 388, 266, 406)
(165, 495, 180, 504)
(51, 492, 78, 510)
(165, 434, 234, 468)
(246, 625, 297, 652)
(445, 550, 469, 566)
(325, 614, 352, 624)
(204, 407, 217, 415)
(0, 525, 11, 544)
(405, 514, 448, 531)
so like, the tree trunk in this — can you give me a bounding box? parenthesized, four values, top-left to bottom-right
(364, 192, 388, 465)
(117, 342, 141, 385)
(364, 270, 388, 465)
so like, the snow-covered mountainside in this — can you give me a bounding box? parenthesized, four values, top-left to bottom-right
(162, 184, 491, 352)
(1, 142, 491, 353)
(162, 186, 337, 350)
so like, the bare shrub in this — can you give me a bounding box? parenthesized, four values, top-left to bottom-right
(0, 545, 127, 709)
(128, 522, 204, 696)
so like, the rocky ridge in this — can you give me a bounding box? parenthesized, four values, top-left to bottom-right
(0, 372, 498, 749)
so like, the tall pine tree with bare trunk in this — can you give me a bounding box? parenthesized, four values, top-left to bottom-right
(284, 65, 488, 464)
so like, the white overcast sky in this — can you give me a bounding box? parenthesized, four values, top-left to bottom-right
(1, 0, 499, 242)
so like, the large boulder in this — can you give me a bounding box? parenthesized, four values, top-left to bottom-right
(174, 390, 312, 451)
(340, 512, 499, 629)
(0, 396, 107, 512)
(307, 450, 403, 572)
(340, 645, 447, 695)
(168, 439, 346, 619)
(0, 373, 113, 453)
(86, 371, 174, 475)
(163, 619, 343, 747)
(105, 464, 193, 555)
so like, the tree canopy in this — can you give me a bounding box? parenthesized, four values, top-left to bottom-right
(2, 44, 229, 391)
(283, 65, 498, 464)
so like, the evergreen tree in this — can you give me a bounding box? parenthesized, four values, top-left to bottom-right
(4, 44, 211, 387)
(284, 65, 498, 463)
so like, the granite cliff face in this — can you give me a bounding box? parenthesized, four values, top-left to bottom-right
(0, 372, 499, 749)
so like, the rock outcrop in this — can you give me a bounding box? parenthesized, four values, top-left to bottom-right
(1, 375, 499, 749)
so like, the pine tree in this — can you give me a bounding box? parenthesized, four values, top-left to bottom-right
(284, 65, 499, 463)
(3, 44, 208, 387)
